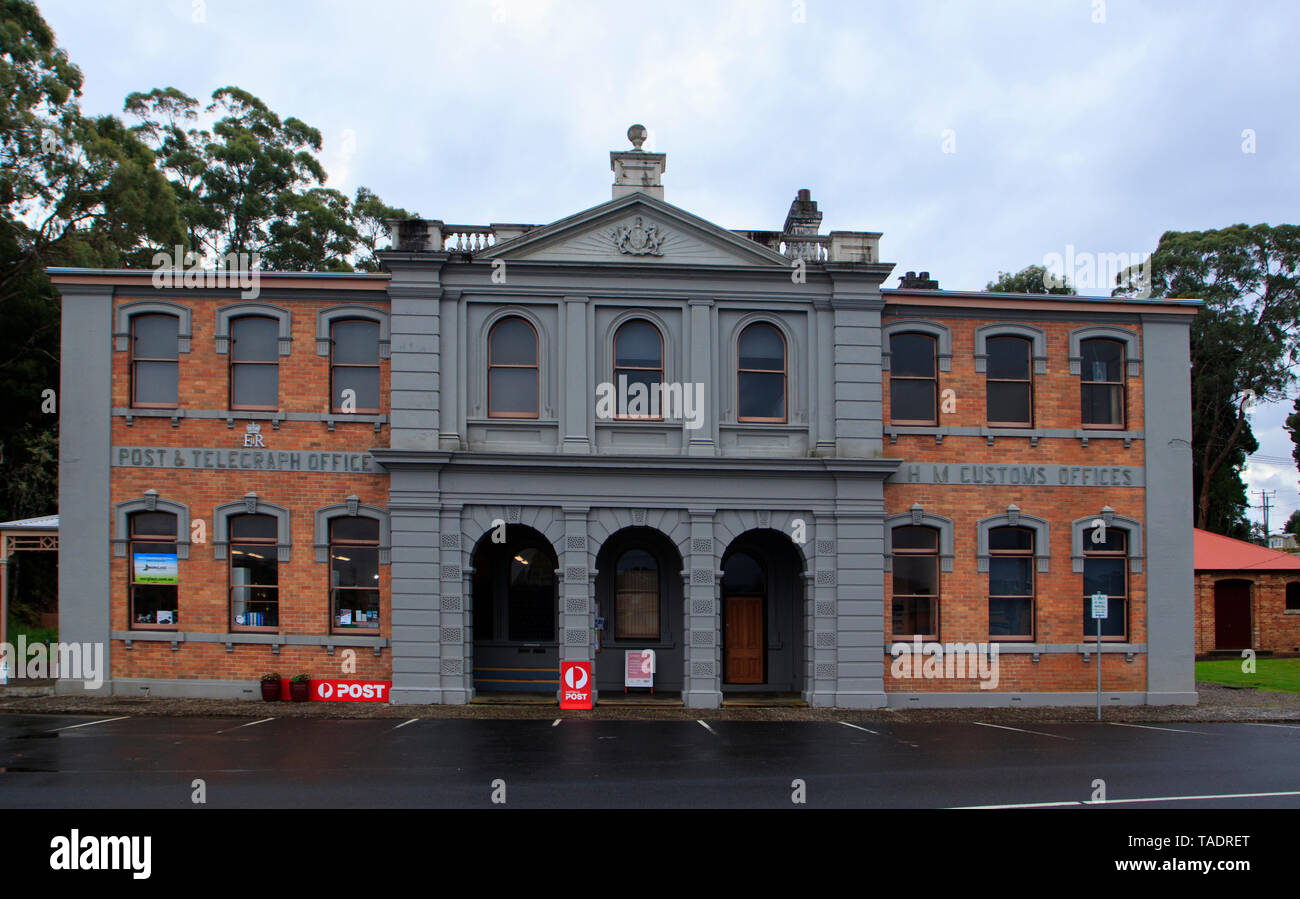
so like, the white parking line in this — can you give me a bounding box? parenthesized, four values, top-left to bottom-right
(1243, 722, 1300, 730)
(1108, 722, 1210, 735)
(216, 717, 275, 734)
(838, 721, 880, 735)
(392, 718, 419, 730)
(47, 716, 130, 732)
(552, 719, 562, 727)
(952, 789, 1300, 809)
(697, 720, 717, 736)
(973, 721, 1071, 740)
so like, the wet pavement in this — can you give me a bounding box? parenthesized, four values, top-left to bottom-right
(0, 713, 1297, 808)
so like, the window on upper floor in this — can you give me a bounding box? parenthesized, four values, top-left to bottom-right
(1083, 528, 1128, 640)
(1080, 338, 1125, 428)
(737, 322, 786, 422)
(989, 526, 1035, 640)
(891, 525, 939, 640)
(614, 320, 663, 420)
(330, 319, 381, 413)
(230, 316, 280, 411)
(131, 313, 179, 408)
(488, 316, 539, 418)
(889, 333, 937, 425)
(986, 335, 1033, 427)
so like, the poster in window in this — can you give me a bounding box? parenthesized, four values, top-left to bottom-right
(133, 553, 178, 584)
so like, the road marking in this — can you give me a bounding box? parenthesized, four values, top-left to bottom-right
(973, 721, 1071, 740)
(392, 718, 419, 730)
(1108, 722, 1210, 735)
(217, 717, 275, 734)
(1244, 722, 1300, 730)
(952, 789, 1300, 809)
(552, 719, 562, 727)
(838, 721, 880, 735)
(697, 720, 717, 736)
(48, 716, 129, 732)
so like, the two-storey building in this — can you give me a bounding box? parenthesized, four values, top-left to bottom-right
(52, 127, 1200, 707)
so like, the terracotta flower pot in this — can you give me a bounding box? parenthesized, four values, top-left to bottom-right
(289, 680, 311, 702)
(261, 680, 281, 701)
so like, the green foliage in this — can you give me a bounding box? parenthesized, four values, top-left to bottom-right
(1286, 395, 1300, 470)
(985, 264, 1076, 295)
(1120, 225, 1300, 532)
(1284, 509, 1300, 539)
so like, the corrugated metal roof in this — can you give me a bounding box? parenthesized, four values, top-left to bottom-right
(1194, 527, 1300, 571)
(0, 514, 58, 530)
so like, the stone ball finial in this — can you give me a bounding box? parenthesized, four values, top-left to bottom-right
(628, 124, 648, 150)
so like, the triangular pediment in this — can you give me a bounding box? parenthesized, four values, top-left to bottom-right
(480, 193, 790, 266)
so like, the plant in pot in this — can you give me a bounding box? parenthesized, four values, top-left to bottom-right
(260, 672, 282, 702)
(289, 672, 311, 702)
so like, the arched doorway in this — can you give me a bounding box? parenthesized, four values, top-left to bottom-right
(720, 529, 806, 693)
(593, 527, 684, 693)
(1214, 579, 1253, 650)
(470, 525, 559, 694)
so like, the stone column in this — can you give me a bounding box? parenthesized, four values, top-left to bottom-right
(683, 509, 722, 708)
(558, 507, 594, 698)
(388, 469, 445, 703)
(807, 517, 840, 706)
(387, 260, 444, 451)
(438, 504, 471, 703)
(831, 510, 887, 709)
(830, 294, 884, 458)
(686, 299, 716, 456)
(561, 297, 591, 454)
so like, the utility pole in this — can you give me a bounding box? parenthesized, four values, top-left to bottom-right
(1256, 490, 1275, 537)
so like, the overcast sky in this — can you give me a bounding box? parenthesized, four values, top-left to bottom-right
(37, 0, 1300, 529)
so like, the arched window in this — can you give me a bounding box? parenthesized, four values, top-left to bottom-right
(737, 322, 786, 422)
(131, 313, 179, 408)
(230, 316, 280, 410)
(488, 316, 539, 418)
(1080, 338, 1125, 427)
(229, 513, 279, 631)
(1083, 527, 1128, 640)
(891, 525, 939, 639)
(615, 548, 660, 639)
(330, 516, 381, 632)
(986, 335, 1032, 427)
(613, 320, 663, 420)
(129, 511, 179, 629)
(988, 526, 1034, 640)
(722, 552, 766, 594)
(330, 319, 381, 413)
(889, 332, 937, 425)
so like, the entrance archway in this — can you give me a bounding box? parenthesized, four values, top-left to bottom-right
(593, 526, 684, 693)
(720, 529, 806, 693)
(470, 524, 559, 693)
(1213, 578, 1252, 650)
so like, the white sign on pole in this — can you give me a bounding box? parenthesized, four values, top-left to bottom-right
(1090, 593, 1109, 619)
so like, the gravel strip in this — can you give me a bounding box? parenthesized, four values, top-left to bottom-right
(0, 683, 1296, 723)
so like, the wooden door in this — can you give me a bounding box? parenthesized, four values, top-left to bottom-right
(1214, 580, 1252, 650)
(725, 595, 764, 684)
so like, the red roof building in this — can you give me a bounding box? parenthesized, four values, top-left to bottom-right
(1194, 528, 1300, 655)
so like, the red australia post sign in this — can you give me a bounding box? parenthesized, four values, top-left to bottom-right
(560, 662, 593, 709)
(313, 680, 391, 702)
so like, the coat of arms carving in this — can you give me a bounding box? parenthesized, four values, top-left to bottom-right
(611, 216, 666, 256)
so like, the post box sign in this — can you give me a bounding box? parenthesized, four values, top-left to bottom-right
(625, 649, 655, 689)
(560, 661, 593, 709)
(313, 680, 391, 702)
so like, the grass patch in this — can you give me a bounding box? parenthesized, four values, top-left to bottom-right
(1196, 658, 1300, 694)
(4, 616, 57, 646)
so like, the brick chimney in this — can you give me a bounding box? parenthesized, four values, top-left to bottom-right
(898, 270, 940, 289)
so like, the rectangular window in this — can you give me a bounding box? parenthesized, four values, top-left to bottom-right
(988, 526, 1034, 640)
(331, 320, 381, 413)
(889, 333, 937, 424)
(986, 336, 1032, 427)
(230, 514, 279, 631)
(131, 314, 179, 408)
(891, 526, 939, 639)
(1081, 338, 1125, 427)
(129, 512, 179, 629)
(330, 517, 381, 633)
(1083, 529, 1128, 639)
(230, 317, 279, 410)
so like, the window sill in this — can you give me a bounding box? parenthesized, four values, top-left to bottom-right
(112, 630, 390, 657)
(885, 425, 1143, 447)
(113, 408, 388, 431)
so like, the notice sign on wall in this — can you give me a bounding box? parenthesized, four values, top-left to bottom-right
(132, 553, 178, 584)
(625, 650, 655, 690)
(560, 662, 593, 709)
(313, 680, 391, 702)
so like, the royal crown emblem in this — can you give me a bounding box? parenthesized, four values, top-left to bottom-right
(611, 216, 665, 256)
(246, 423, 261, 435)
